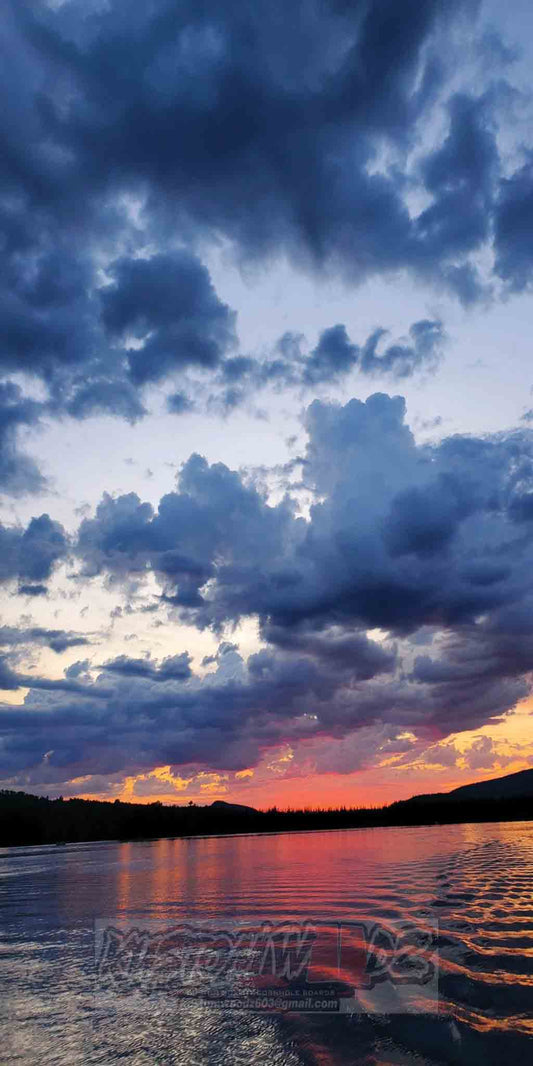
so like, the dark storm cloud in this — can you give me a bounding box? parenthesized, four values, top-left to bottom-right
(44, 249, 233, 417)
(3, 0, 533, 784)
(0, 635, 409, 782)
(359, 319, 445, 378)
(2, 392, 519, 783)
(6, 0, 472, 280)
(0, 245, 97, 379)
(10, 0, 517, 302)
(508, 489, 533, 523)
(2, 672, 112, 698)
(0, 657, 20, 691)
(221, 319, 445, 394)
(0, 627, 89, 655)
(297, 328, 358, 388)
(0, 649, 112, 697)
(48, 391, 532, 776)
(64, 379, 146, 424)
(0, 242, 229, 436)
(0, 514, 68, 586)
(260, 623, 397, 680)
(17, 584, 48, 598)
(0, 382, 45, 495)
(100, 252, 236, 385)
(0, 621, 524, 785)
(102, 652, 192, 682)
(494, 158, 533, 291)
(75, 392, 533, 643)
(415, 91, 499, 275)
(384, 474, 474, 558)
(77, 453, 295, 611)
(1, 0, 531, 493)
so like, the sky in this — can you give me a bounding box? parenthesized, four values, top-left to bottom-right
(2, 0, 533, 809)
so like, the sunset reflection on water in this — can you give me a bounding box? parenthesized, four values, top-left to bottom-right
(1, 821, 533, 1064)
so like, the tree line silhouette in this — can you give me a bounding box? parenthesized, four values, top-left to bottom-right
(1, 789, 532, 847)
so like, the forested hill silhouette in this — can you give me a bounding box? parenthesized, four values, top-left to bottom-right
(209, 800, 258, 814)
(411, 766, 533, 803)
(1, 766, 532, 847)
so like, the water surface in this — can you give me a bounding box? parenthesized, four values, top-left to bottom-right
(1, 821, 533, 1064)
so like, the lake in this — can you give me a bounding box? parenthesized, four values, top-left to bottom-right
(1, 821, 532, 1064)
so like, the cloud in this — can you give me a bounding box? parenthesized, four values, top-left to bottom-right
(285, 725, 419, 777)
(464, 735, 496, 770)
(2, 391, 530, 784)
(76, 388, 532, 658)
(2, 0, 533, 787)
(0, 635, 414, 783)
(260, 624, 397, 681)
(415, 91, 499, 294)
(9, 0, 520, 307)
(100, 251, 237, 385)
(0, 656, 21, 691)
(7, 0, 480, 289)
(64, 379, 147, 424)
(0, 627, 89, 655)
(0, 310, 444, 497)
(418, 741, 460, 768)
(0, 382, 45, 495)
(102, 652, 192, 682)
(219, 319, 446, 396)
(0, 657, 112, 698)
(0, 514, 68, 586)
(17, 584, 49, 598)
(2, 0, 530, 496)
(166, 392, 195, 415)
(494, 157, 533, 291)
(0, 614, 524, 787)
(76, 454, 295, 610)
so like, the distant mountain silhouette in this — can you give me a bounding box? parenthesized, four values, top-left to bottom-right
(210, 800, 257, 815)
(406, 766, 533, 805)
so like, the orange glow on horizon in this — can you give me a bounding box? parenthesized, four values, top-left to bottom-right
(70, 701, 533, 809)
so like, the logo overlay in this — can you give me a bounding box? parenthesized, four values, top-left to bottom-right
(95, 917, 439, 1015)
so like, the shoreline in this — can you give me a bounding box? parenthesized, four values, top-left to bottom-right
(2, 813, 532, 852)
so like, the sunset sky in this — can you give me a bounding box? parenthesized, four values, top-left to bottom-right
(2, 0, 533, 808)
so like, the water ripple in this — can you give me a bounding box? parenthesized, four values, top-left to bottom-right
(1, 821, 532, 1064)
